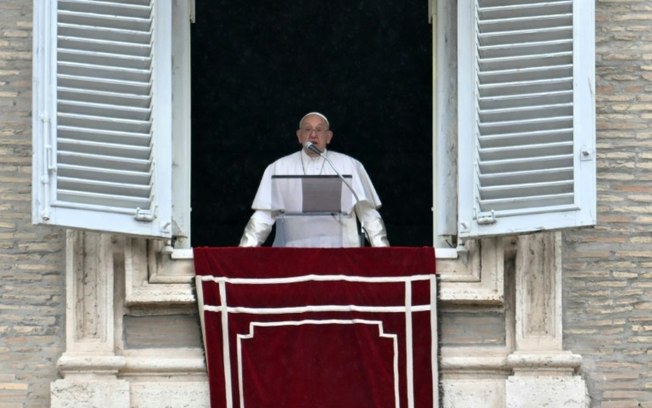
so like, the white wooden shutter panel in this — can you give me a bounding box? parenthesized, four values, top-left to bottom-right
(457, 0, 596, 238)
(33, 0, 173, 238)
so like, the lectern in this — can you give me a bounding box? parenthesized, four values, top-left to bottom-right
(271, 175, 354, 247)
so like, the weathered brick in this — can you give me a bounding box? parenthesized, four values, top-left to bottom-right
(0, 6, 63, 408)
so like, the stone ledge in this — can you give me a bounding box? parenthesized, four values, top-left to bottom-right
(507, 351, 583, 375)
(57, 354, 126, 377)
(122, 350, 207, 375)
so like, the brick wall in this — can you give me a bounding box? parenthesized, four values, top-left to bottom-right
(563, 1, 652, 407)
(0, 2, 66, 407)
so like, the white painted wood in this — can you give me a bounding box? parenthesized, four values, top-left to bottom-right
(170, 0, 193, 247)
(33, 0, 175, 238)
(433, 0, 458, 241)
(457, 0, 596, 238)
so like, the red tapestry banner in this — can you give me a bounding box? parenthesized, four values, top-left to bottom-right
(194, 247, 438, 408)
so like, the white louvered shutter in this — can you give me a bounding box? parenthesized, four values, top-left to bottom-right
(457, 0, 596, 238)
(33, 0, 174, 238)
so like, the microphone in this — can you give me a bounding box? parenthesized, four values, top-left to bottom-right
(303, 141, 323, 156)
(303, 141, 367, 246)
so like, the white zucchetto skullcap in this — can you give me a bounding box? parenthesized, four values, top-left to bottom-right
(299, 112, 330, 128)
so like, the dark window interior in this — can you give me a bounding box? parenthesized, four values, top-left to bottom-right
(190, 0, 432, 246)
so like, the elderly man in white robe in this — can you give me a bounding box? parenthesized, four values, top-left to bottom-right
(239, 112, 390, 248)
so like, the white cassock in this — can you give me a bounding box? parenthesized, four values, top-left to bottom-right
(239, 149, 390, 247)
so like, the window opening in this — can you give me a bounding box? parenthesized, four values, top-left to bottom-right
(190, 0, 433, 247)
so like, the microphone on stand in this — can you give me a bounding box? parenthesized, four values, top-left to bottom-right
(303, 142, 367, 246)
(304, 141, 324, 156)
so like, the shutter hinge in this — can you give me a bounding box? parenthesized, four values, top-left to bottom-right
(42, 113, 56, 174)
(40, 209, 50, 222)
(476, 210, 497, 225)
(46, 145, 56, 173)
(134, 208, 155, 222)
(580, 146, 594, 161)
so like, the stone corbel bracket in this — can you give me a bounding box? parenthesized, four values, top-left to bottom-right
(438, 237, 512, 304)
(124, 238, 195, 305)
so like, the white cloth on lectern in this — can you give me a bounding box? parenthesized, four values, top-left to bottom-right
(242, 149, 387, 247)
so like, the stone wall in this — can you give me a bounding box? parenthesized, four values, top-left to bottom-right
(0, 2, 66, 407)
(562, 1, 652, 407)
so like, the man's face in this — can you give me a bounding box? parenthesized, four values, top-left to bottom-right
(296, 115, 333, 156)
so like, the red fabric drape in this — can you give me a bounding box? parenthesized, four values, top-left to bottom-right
(194, 246, 436, 278)
(194, 247, 437, 408)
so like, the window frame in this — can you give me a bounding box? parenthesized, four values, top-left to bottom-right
(33, 0, 594, 252)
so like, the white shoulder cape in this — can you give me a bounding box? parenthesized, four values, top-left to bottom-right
(251, 150, 382, 212)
